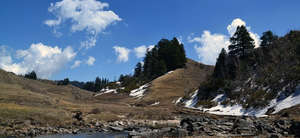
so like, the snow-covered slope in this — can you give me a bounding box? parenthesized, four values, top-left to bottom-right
(182, 85, 300, 117)
(129, 83, 149, 98)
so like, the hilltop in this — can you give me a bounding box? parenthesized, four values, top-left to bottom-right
(179, 31, 300, 119)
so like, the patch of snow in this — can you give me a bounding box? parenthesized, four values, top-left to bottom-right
(129, 83, 149, 98)
(273, 86, 300, 113)
(184, 85, 300, 117)
(212, 94, 225, 102)
(175, 97, 183, 105)
(184, 90, 199, 108)
(94, 88, 118, 97)
(151, 102, 160, 106)
(167, 71, 174, 74)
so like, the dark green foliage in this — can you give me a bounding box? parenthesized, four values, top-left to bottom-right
(260, 30, 278, 47)
(213, 48, 228, 79)
(95, 77, 109, 92)
(133, 62, 143, 78)
(228, 25, 255, 57)
(197, 78, 228, 100)
(70, 77, 109, 92)
(213, 49, 239, 80)
(24, 71, 37, 80)
(57, 78, 69, 85)
(118, 74, 139, 92)
(244, 90, 274, 108)
(157, 38, 186, 71)
(117, 37, 187, 92)
(143, 38, 186, 81)
(83, 81, 95, 92)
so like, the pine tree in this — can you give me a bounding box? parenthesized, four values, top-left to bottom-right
(134, 62, 143, 78)
(95, 77, 101, 91)
(260, 30, 278, 47)
(25, 71, 37, 80)
(228, 25, 255, 57)
(142, 38, 187, 81)
(213, 48, 228, 79)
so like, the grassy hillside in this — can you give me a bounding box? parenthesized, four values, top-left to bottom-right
(133, 59, 214, 106)
(0, 68, 193, 130)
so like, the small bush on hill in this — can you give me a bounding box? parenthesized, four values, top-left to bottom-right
(24, 71, 37, 80)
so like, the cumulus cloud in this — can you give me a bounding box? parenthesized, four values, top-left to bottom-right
(86, 56, 96, 66)
(45, 0, 122, 49)
(134, 45, 155, 58)
(189, 18, 260, 65)
(189, 31, 230, 65)
(0, 43, 76, 79)
(71, 60, 81, 69)
(113, 46, 130, 62)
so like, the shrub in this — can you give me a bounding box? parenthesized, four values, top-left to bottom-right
(24, 71, 37, 80)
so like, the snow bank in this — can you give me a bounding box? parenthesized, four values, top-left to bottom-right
(167, 71, 174, 74)
(273, 86, 300, 113)
(184, 90, 199, 108)
(129, 83, 149, 98)
(175, 97, 183, 105)
(183, 85, 300, 117)
(151, 102, 160, 106)
(94, 88, 118, 97)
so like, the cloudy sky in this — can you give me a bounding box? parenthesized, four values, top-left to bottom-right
(1, 0, 300, 81)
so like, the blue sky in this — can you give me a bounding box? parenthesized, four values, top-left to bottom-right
(1, 0, 300, 81)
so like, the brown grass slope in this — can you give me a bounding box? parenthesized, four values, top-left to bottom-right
(137, 59, 214, 106)
(0, 69, 184, 130)
(0, 69, 99, 126)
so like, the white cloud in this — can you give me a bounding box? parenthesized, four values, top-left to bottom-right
(86, 56, 96, 66)
(227, 18, 247, 36)
(71, 60, 81, 69)
(189, 18, 260, 65)
(45, 0, 122, 49)
(227, 18, 260, 48)
(133, 45, 155, 58)
(0, 43, 76, 79)
(189, 31, 230, 65)
(113, 46, 130, 62)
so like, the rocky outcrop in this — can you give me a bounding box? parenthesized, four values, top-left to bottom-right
(178, 116, 299, 137)
(1, 115, 300, 137)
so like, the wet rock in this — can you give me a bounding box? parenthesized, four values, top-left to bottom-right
(72, 111, 83, 121)
(289, 121, 300, 137)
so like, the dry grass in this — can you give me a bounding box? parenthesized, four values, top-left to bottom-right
(0, 68, 181, 126)
(138, 59, 213, 106)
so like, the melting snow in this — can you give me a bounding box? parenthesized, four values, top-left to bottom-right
(184, 90, 199, 108)
(175, 97, 183, 105)
(94, 88, 118, 97)
(167, 71, 174, 74)
(273, 86, 300, 113)
(183, 85, 300, 117)
(151, 102, 160, 106)
(129, 83, 149, 98)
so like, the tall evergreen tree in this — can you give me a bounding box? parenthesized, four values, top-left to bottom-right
(134, 62, 143, 78)
(260, 30, 278, 47)
(95, 77, 102, 91)
(228, 25, 255, 57)
(213, 48, 228, 79)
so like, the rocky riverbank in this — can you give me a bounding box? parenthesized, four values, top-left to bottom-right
(128, 115, 300, 137)
(1, 113, 300, 137)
